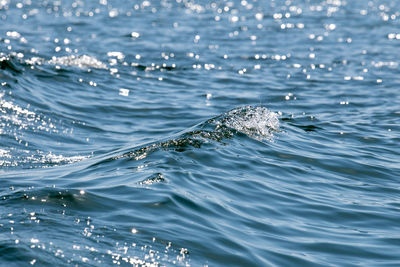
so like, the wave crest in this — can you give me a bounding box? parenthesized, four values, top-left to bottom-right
(107, 106, 279, 164)
(214, 106, 279, 141)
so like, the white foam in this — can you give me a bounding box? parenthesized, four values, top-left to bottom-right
(43, 152, 88, 164)
(218, 106, 279, 141)
(47, 55, 107, 69)
(0, 94, 88, 167)
(25, 55, 107, 69)
(0, 94, 38, 132)
(26, 152, 89, 166)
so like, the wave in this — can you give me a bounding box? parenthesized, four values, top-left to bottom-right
(0, 90, 88, 168)
(0, 105, 279, 169)
(98, 106, 279, 165)
(2, 53, 207, 76)
(46, 55, 107, 69)
(1, 53, 107, 72)
(0, 187, 191, 266)
(0, 149, 89, 168)
(0, 54, 23, 74)
(24, 54, 107, 70)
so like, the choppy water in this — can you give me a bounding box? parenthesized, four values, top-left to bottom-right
(1, 0, 400, 266)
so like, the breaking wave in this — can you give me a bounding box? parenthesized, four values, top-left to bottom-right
(108, 106, 279, 163)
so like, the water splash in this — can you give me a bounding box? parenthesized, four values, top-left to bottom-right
(47, 55, 107, 69)
(24, 55, 107, 70)
(214, 106, 280, 141)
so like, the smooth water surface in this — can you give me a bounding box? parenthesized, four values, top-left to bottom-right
(1, 0, 400, 266)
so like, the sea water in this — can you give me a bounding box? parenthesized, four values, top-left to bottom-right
(1, 0, 400, 266)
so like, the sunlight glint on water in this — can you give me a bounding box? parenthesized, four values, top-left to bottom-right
(1, 0, 400, 266)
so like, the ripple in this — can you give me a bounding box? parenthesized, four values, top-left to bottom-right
(1, 0, 400, 266)
(0, 187, 191, 266)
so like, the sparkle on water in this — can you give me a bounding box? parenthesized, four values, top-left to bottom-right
(1, 0, 400, 266)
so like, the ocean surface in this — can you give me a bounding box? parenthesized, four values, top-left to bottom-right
(1, 0, 400, 266)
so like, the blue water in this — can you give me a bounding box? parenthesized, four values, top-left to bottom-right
(1, 0, 400, 266)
